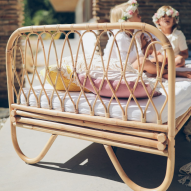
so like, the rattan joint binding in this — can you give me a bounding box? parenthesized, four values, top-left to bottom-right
(162, 44, 172, 50)
(141, 117, 146, 123)
(17, 29, 22, 36)
(156, 77, 162, 82)
(56, 25, 60, 33)
(142, 23, 146, 33)
(6, 49, 12, 54)
(121, 70, 125, 76)
(120, 23, 125, 31)
(103, 23, 107, 32)
(86, 24, 90, 32)
(122, 114, 127, 121)
(105, 113, 110, 118)
(90, 111, 94, 116)
(157, 119, 162, 124)
(57, 67, 61, 71)
(43, 25, 46, 33)
(30, 26, 34, 33)
(70, 24, 74, 32)
(85, 70, 89, 75)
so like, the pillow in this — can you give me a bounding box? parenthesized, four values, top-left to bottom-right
(40, 64, 90, 92)
(77, 70, 161, 98)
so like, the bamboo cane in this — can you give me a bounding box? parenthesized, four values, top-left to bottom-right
(11, 110, 167, 142)
(13, 122, 168, 157)
(11, 104, 168, 132)
(11, 116, 166, 150)
(6, 22, 181, 190)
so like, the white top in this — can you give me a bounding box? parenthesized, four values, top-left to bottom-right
(103, 29, 144, 63)
(160, 28, 188, 56)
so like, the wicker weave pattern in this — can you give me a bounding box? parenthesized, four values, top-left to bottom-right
(7, 23, 184, 191)
(8, 24, 170, 124)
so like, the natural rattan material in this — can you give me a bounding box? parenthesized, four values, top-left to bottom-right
(6, 23, 191, 191)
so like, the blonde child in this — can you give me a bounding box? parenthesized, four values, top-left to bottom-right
(152, 6, 188, 67)
(104, 1, 143, 64)
(104, 0, 191, 79)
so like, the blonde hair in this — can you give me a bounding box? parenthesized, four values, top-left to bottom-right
(157, 5, 178, 30)
(110, 2, 131, 23)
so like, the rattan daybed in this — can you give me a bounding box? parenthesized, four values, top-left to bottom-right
(6, 23, 191, 191)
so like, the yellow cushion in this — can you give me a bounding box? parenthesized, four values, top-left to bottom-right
(40, 64, 90, 92)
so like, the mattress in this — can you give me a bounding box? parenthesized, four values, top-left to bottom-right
(20, 77, 191, 124)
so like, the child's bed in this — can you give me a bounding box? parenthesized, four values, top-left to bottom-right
(6, 23, 191, 191)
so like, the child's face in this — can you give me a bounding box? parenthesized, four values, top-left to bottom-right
(129, 10, 141, 22)
(158, 14, 174, 29)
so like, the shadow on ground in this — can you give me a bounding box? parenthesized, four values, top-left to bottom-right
(31, 128, 191, 191)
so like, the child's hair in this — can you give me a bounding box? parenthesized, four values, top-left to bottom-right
(159, 6, 177, 29)
(110, 2, 131, 23)
(153, 5, 179, 30)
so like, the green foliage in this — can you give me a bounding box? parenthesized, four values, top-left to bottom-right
(23, 0, 75, 26)
(32, 10, 57, 25)
(23, 0, 32, 26)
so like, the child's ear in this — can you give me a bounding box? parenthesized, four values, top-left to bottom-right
(156, 21, 160, 27)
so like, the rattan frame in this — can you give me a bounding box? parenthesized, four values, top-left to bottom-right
(6, 22, 191, 191)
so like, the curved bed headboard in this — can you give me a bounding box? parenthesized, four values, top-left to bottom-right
(6, 22, 175, 134)
(6, 22, 176, 191)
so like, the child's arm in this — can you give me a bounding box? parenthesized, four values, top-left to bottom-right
(173, 31, 188, 67)
(140, 33, 154, 57)
(176, 49, 189, 59)
(174, 51, 188, 67)
(177, 31, 189, 59)
(140, 33, 163, 58)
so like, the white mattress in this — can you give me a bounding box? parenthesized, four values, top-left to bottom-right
(20, 77, 191, 124)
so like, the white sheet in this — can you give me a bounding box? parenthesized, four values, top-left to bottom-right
(20, 78, 191, 124)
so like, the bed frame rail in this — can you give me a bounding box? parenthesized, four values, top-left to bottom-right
(6, 23, 177, 191)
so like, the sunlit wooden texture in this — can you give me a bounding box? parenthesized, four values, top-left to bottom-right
(11, 104, 168, 132)
(10, 115, 167, 151)
(11, 122, 58, 164)
(6, 23, 178, 191)
(7, 23, 168, 125)
(6, 22, 178, 154)
(11, 109, 167, 143)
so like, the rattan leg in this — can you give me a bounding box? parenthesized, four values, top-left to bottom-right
(11, 123, 57, 164)
(104, 144, 175, 191)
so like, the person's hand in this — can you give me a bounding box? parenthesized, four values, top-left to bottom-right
(140, 33, 155, 57)
(140, 33, 148, 52)
(146, 38, 158, 56)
